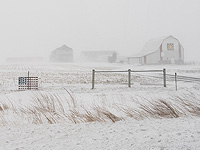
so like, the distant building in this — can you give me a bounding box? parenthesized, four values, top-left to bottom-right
(128, 35, 184, 65)
(117, 55, 128, 64)
(49, 45, 73, 62)
(6, 57, 44, 63)
(80, 51, 117, 63)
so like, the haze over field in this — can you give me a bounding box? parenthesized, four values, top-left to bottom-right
(0, 0, 200, 61)
(1, 1, 200, 149)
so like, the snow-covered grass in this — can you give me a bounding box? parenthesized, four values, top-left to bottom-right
(1, 89, 200, 126)
(1, 63, 200, 149)
(0, 63, 200, 126)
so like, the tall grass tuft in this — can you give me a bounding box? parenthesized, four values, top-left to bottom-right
(1, 91, 200, 126)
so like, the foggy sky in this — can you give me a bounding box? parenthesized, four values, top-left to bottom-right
(0, 0, 200, 61)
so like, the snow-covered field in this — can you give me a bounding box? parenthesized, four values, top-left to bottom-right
(0, 63, 200, 149)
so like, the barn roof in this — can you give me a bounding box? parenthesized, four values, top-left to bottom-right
(129, 35, 178, 58)
(52, 45, 73, 52)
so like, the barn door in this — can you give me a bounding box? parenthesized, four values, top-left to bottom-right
(144, 56, 147, 64)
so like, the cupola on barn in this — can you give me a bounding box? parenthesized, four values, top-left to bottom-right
(128, 35, 184, 65)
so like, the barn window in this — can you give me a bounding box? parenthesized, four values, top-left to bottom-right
(167, 43, 174, 50)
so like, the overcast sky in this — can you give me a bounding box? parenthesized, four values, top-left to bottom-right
(0, 0, 200, 61)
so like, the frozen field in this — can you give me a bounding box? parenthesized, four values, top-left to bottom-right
(0, 63, 200, 149)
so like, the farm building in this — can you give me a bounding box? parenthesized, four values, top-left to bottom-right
(128, 35, 184, 65)
(6, 57, 44, 63)
(49, 45, 73, 62)
(80, 51, 117, 63)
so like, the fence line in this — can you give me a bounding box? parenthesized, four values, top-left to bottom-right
(137, 73, 200, 82)
(94, 70, 164, 73)
(92, 69, 166, 89)
(175, 73, 178, 91)
(95, 70, 128, 73)
(92, 68, 200, 90)
(166, 74, 200, 82)
(165, 73, 200, 91)
(140, 73, 200, 91)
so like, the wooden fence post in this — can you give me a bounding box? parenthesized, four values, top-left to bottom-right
(175, 73, 177, 91)
(92, 69, 95, 89)
(163, 68, 166, 87)
(128, 69, 131, 88)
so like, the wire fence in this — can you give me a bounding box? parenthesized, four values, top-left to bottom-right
(169, 73, 200, 91)
(135, 72, 200, 91)
(166, 74, 200, 83)
(92, 69, 200, 90)
(135, 73, 200, 82)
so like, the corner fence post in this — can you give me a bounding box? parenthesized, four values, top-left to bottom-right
(128, 69, 131, 88)
(175, 73, 178, 91)
(92, 69, 95, 89)
(163, 68, 166, 87)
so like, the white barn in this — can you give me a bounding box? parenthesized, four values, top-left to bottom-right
(128, 35, 184, 65)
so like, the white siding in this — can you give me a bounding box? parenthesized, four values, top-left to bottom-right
(180, 45, 184, 61)
(141, 57, 145, 64)
(161, 37, 180, 63)
(146, 51, 160, 64)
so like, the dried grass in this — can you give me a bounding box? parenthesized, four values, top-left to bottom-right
(1, 91, 200, 126)
(139, 99, 180, 118)
(0, 106, 3, 112)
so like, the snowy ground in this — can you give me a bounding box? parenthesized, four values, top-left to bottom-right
(1, 117, 200, 150)
(0, 62, 200, 149)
